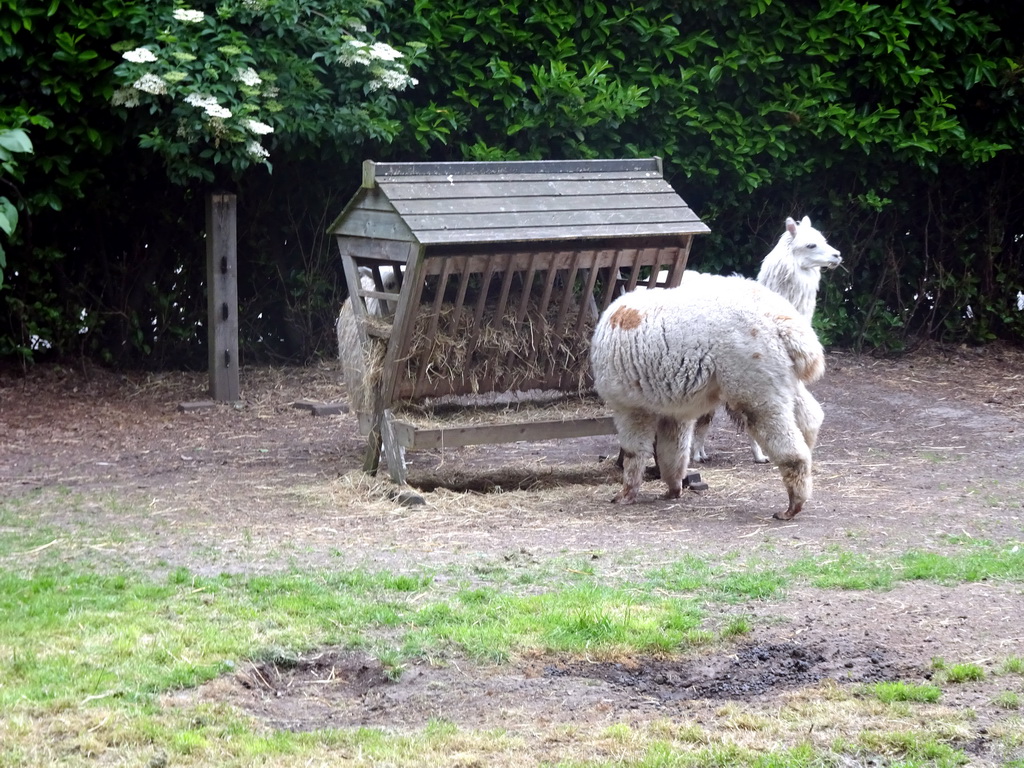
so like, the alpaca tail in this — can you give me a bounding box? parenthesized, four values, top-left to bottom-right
(773, 312, 826, 384)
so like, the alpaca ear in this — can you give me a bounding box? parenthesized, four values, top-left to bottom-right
(800, 216, 811, 227)
(786, 217, 797, 235)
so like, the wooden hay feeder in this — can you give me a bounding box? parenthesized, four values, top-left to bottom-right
(329, 157, 710, 485)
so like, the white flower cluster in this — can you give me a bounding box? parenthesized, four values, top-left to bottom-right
(243, 118, 274, 135)
(340, 39, 404, 67)
(234, 67, 262, 87)
(111, 86, 141, 108)
(368, 69, 418, 92)
(184, 92, 232, 119)
(134, 73, 168, 95)
(123, 47, 158, 63)
(247, 141, 270, 160)
(369, 42, 403, 62)
(172, 8, 205, 23)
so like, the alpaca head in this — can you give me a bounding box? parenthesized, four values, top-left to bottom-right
(785, 216, 842, 272)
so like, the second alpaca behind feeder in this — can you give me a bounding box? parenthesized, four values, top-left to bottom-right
(691, 216, 841, 463)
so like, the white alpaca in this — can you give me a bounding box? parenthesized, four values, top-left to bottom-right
(336, 266, 399, 413)
(591, 271, 825, 520)
(691, 216, 841, 464)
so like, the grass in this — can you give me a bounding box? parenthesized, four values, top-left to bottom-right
(994, 691, 1021, 710)
(5, 493, 1024, 767)
(931, 658, 987, 684)
(1003, 657, 1024, 675)
(865, 681, 942, 704)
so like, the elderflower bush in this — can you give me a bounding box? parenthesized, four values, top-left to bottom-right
(111, 1, 421, 184)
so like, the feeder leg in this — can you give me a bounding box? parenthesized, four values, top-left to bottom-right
(363, 425, 383, 475)
(381, 409, 409, 485)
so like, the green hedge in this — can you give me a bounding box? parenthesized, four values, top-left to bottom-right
(1, 0, 1021, 366)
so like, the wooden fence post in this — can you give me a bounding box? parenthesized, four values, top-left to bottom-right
(206, 192, 240, 402)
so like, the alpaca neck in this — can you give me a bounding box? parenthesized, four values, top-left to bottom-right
(756, 240, 819, 319)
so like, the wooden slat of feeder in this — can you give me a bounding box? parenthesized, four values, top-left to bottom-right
(390, 415, 617, 451)
(393, 191, 685, 217)
(544, 249, 586, 381)
(513, 251, 541, 325)
(491, 251, 518, 321)
(522, 255, 562, 374)
(362, 243, 427, 473)
(463, 254, 498, 363)
(500, 251, 542, 378)
(420, 240, 686, 273)
(621, 249, 645, 292)
(574, 257, 604, 336)
(411, 256, 455, 395)
(448, 259, 474, 331)
(342, 235, 416, 266)
(600, 248, 631, 312)
(403, 206, 699, 234)
(381, 177, 673, 202)
(415, 222, 704, 246)
(479, 252, 519, 393)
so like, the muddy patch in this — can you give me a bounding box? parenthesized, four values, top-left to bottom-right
(189, 633, 924, 734)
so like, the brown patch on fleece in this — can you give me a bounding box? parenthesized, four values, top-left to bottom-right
(608, 306, 645, 331)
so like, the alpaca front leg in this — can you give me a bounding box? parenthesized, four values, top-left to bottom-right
(748, 436, 769, 463)
(690, 411, 713, 462)
(613, 449, 646, 503)
(611, 410, 656, 504)
(656, 417, 692, 499)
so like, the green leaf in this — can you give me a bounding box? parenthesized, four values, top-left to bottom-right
(0, 129, 33, 155)
(0, 198, 17, 236)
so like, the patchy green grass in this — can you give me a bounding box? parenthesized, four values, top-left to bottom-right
(786, 550, 896, 590)
(931, 657, 987, 684)
(5, 490, 1024, 767)
(852, 730, 970, 766)
(994, 691, 1021, 710)
(1003, 657, 1024, 675)
(865, 681, 942, 704)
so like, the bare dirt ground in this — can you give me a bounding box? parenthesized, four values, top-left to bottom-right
(2, 344, 1023, 763)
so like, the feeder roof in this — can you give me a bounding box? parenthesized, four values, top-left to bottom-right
(329, 157, 709, 247)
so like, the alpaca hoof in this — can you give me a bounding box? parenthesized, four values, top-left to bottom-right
(662, 487, 682, 500)
(612, 489, 638, 504)
(753, 456, 770, 465)
(773, 503, 802, 521)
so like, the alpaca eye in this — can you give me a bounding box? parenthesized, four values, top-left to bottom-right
(807, 243, 816, 249)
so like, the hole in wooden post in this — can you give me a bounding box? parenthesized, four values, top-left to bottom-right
(221, 302, 229, 321)
(224, 350, 231, 368)
(220, 257, 228, 275)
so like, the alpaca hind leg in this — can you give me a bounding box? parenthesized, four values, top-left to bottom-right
(746, 410, 813, 520)
(611, 410, 656, 504)
(690, 411, 714, 462)
(748, 435, 769, 464)
(794, 384, 824, 451)
(726, 404, 769, 463)
(656, 417, 693, 499)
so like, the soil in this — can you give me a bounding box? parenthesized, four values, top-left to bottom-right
(2, 344, 1023, 762)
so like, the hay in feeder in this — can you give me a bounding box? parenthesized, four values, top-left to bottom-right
(402, 300, 595, 395)
(345, 290, 597, 414)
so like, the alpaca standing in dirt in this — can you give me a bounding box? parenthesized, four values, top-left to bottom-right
(691, 216, 841, 463)
(591, 271, 825, 520)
